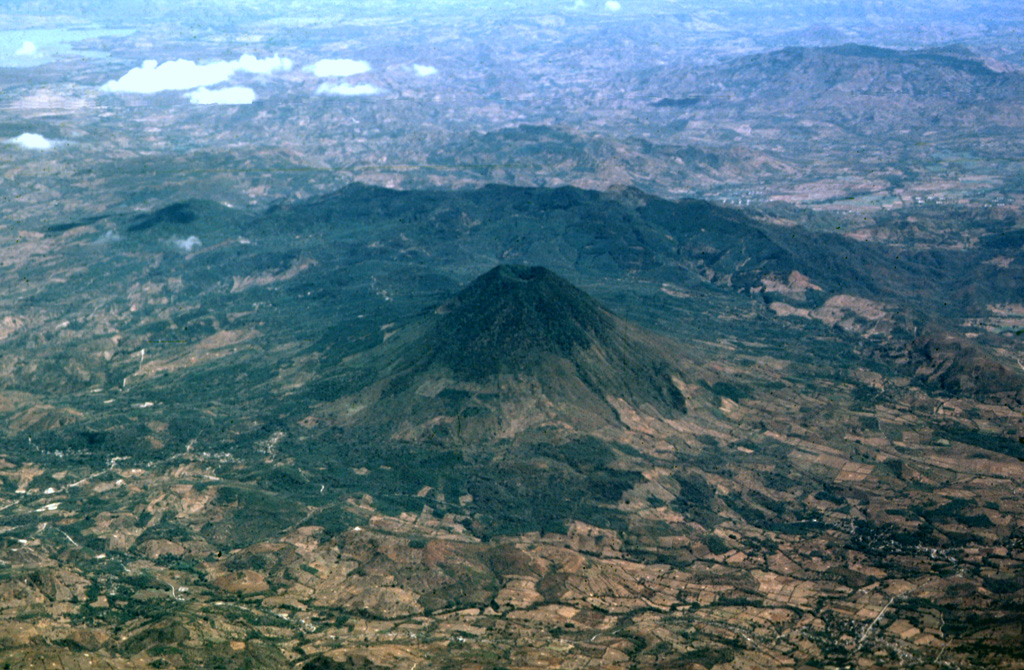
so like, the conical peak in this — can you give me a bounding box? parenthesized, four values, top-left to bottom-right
(483, 264, 553, 283)
(465, 264, 582, 294)
(466, 265, 600, 309)
(331, 265, 689, 444)
(429, 265, 617, 379)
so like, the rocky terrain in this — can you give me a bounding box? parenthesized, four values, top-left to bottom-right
(0, 185, 1022, 668)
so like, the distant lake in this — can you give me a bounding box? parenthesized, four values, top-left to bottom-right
(0, 27, 135, 67)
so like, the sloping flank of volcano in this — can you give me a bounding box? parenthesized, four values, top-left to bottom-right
(429, 265, 621, 379)
(319, 265, 691, 444)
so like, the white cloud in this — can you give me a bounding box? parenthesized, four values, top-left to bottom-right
(187, 86, 257, 105)
(316, 82, 381, 96)
(413, 64, 438, 77)
(235, 54, 290, 75)
(308, 58, 371, 78)
(8, 133, 54, 150)
(173, 236, 202, 252)
(605, 0, 622, 10)
(15, 41, 36, 56)
(102, 54, 292, 94)
(103, 59, 233, 93)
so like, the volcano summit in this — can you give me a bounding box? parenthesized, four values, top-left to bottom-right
(318, 265, 690, 445)
(429, 264, 620, 379)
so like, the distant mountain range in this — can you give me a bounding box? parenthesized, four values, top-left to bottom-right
(638, 43, 1024, 131)
(5, 39, 1023, 231)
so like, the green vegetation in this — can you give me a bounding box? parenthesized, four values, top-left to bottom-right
(933, 424, 1024, 460)
(203, 486, 308, 548)
(703, 534, 729, 555)
(304, 505, 363, 536)
(467, 457, 638, 537)
(711, 381, 751, 402)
